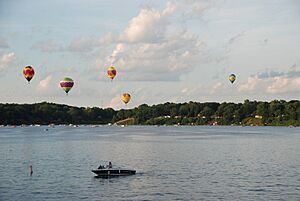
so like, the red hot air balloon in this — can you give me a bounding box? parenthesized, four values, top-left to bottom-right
(23, 66, 35, 83)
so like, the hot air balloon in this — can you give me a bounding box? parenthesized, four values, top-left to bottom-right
(107, 66, 117, 81)
(60, 77, 74, 95)
(229, 74, 236, 84)
(121, 93, 131, 105)
(23, 66, 35, 83)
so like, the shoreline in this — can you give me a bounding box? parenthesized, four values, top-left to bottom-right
(0, 124, 298, 127)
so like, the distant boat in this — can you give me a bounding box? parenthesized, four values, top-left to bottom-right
(91, 168, 136, 177)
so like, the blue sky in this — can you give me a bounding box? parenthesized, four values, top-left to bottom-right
(0, 0, 300, 109)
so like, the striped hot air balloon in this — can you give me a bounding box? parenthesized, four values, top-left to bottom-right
(60, 77, 74, 95)
(121, 93, 131, 105)
(107, 66, 117, 81)
(23, 66, 35, 83)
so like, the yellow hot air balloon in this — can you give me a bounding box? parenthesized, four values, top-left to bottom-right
(121, 93, 131, 105)
(229, 74, 236, 84)
(107, 66, 117, 81)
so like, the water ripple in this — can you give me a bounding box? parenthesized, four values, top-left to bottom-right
(0, 126, 300, 200)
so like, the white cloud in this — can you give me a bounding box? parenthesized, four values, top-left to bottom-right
(267, 77, 300, 94)
(36, 75, 52, 92)
(67, 33, 113, 52)
(68, 37, 97, 52)
(210, 82, 223, 95)
(181, 88, 189, 93)
(119, 2, 176, 43)
(191, 1, 212, 15)
(257, 66, 300, 79)
(0, 38, 9, 49)
(33, 33, 114, 53)
(109, 43, 125, 65)
(0, 52, 16, 72)
(181, 85, 202, 96)
(180, 0, 214, 19)
(33, 40, 61, 52)
(238, 72, 300, 95)
(112, 31, 204, 81)
(90, 1, 206, 82)
(90, 2, 209, 82)
(106, 94, 124, 109)
(238, 75, 261, 92)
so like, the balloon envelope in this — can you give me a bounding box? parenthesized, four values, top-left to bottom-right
(23, 66, 35, 83)
(107, 66, 117, 80)
(121, 93, 131, 104)
(60, 77, 74, 94)
(229, 74, 236, 83)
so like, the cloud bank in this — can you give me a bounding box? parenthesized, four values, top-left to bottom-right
(36, 75, 53, 92)
(0, 52, 16, 72)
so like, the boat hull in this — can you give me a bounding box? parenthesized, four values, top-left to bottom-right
(92, 169, 136, 177)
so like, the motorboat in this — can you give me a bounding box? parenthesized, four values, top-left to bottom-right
(92, 168, 136, 177)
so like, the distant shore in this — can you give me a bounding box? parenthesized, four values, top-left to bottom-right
(0, 100, 299, 126)
(0, 124, 298, 128)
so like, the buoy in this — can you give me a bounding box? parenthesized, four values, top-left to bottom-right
(29, 165, 33, 176)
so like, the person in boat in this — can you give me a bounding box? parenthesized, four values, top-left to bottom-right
(107, 162, 112, 169)
(98, 164, 104, 169)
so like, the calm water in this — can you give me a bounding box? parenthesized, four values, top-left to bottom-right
(0, 125, 300, 200)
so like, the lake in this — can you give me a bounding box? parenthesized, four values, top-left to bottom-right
(0, 125, 300, 200)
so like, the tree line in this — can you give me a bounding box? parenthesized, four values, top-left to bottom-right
(0, 100, 299, 126)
